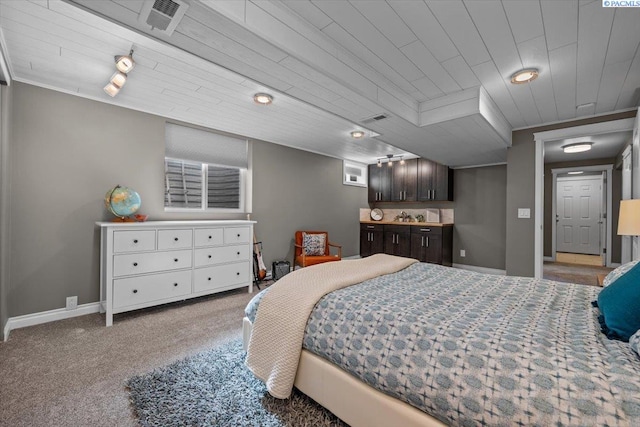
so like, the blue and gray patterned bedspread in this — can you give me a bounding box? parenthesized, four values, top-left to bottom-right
(245, 262, 640, 426)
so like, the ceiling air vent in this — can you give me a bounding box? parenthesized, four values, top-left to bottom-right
(360, 113, 390, 124)
(139, 0, 189, 36)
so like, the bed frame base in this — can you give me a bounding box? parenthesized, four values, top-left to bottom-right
(243, 317, 445, 427)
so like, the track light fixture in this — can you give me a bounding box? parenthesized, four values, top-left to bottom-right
(376, 154, 405, 167)
(104, 48, 135, 97)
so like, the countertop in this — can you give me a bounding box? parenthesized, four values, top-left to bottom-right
(360, 220, 453, 227)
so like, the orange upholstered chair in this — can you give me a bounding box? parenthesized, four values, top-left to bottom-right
(294, 231, 342, 268)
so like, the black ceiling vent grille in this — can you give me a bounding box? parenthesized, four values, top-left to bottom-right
(139, 0, 189, 35)
(361, 113, 390, 124)
(153, 0, 180, 17)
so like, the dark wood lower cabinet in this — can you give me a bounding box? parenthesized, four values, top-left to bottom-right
(360, 223, 384, 257)
(361, 223, 453, 265)
(410, 225, 453, 266)
(383, 225, 411, 258)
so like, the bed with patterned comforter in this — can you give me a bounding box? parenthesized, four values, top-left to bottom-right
(245, 260, 640, 426)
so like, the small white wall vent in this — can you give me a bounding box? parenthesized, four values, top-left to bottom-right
(139, 0, 189, 36)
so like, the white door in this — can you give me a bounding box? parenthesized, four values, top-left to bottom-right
(556, 175, 603, 255)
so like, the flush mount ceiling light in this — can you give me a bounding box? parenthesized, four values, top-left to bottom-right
(115, 49, 135, 73)
(253, 93, 273, 105)
(510, 68, 539, 84)
(562, 142, 593, 154)
(350, 130, 365, 139)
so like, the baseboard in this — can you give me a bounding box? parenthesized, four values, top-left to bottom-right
(3, 302, 101, 342)
(543, 256, 554, 262)
(452, 263, 506, 276)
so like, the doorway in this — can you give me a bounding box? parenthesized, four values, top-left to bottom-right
(555, 172, 605, 265)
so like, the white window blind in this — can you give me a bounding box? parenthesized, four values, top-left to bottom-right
(165, 123, 248, 168)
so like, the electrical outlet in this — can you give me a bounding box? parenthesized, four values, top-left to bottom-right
(66, 296, 78, 311)
(460, 249, 466, 257)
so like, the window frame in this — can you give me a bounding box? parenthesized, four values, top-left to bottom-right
(164, 157, 247, 213)
(343, 160, 368, 187)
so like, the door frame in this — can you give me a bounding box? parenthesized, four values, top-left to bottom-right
(551, 165, 612, 265)
(533, 117, 635, 279)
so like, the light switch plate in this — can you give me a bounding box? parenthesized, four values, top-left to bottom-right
(518, 208, 531, 219)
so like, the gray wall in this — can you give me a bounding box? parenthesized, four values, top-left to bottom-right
(543, 158, 621, 263)
(506, 110, 637, 276)
(4, 82, 366, 319)
(372, 164, 507, 271)
(251, 141, 366, 268)
(452, 165, 506, 270)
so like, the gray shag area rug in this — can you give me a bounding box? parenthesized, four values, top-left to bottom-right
(126, 339, 348, 427)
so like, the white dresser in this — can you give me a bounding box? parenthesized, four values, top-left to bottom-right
(96, 220, 255, 326)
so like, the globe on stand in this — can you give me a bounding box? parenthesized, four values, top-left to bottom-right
(104, 185, 141, 222)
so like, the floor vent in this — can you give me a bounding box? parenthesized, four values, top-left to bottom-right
(139, 0, 189, 35)
(360, 113, 390, 124)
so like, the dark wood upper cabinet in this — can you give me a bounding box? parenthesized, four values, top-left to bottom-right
(368, 164, 391, 202)
(417, 158, 453, 202)
(369, 157, 452, 203)
(390, 158, 417, 202)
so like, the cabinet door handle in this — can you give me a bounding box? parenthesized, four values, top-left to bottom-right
(420, 228, 431, 232)
(421, 236, 425, 247)
(433, 190, 436, 199)
(370, 233, 374, 242)
(426, 236, 429, 247)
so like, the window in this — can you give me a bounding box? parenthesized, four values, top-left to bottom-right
(164, 158, 243, 210)
(164, 123, 249, 212)
(343, 160, 367, 187)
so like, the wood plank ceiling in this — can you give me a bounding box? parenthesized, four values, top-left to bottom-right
(1, 0, 639, 167)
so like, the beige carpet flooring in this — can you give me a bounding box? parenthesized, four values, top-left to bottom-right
(0, 287, 259, 427)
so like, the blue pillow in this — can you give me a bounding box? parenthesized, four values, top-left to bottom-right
(597, 261, 640, 341)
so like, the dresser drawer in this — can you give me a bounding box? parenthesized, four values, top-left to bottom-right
(113, 250, 192, 277)
(224, 227, 251, 244)
(113, 230, 156, 253)
(410, 225, 443, 236)
(194, 244, 251, 267)
(157, 229, 193, 250)
(193, 262, 250, 292)
(194, 228, 224, 247)
(112, 270, 191, 309)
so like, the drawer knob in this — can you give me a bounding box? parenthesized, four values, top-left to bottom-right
(237, 233, 240, 237)
(208, 235, 212, 239)
(208, 255, 212, 259)
(133, 262, 138, 267)
(133, 239, 138, 243)
(174, 283, 178, 287)
(174, 237, 179, 241)
(237, 251, 240, 255)
(208, 277, 211, 281)
(133, 289, 138, 294)
(174, 258, 178, 262)
(236, 272, 240, 276)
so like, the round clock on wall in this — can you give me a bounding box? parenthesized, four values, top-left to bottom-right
(370, 208, 383, 221)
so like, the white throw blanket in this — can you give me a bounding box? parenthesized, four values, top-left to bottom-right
(245, 254, 418, 398)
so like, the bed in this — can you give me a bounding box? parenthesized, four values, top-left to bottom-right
(243, 254, 640, 426)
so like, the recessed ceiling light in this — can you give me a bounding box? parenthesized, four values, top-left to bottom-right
(253, 93, 273, 105)
(510, 68, 539, 84)
(567, 171, 584, 175)
(350, 130, 365, 139)
(562, 143, 592, 153)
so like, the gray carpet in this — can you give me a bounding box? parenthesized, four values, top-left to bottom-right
(127, 339, 347, 427)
